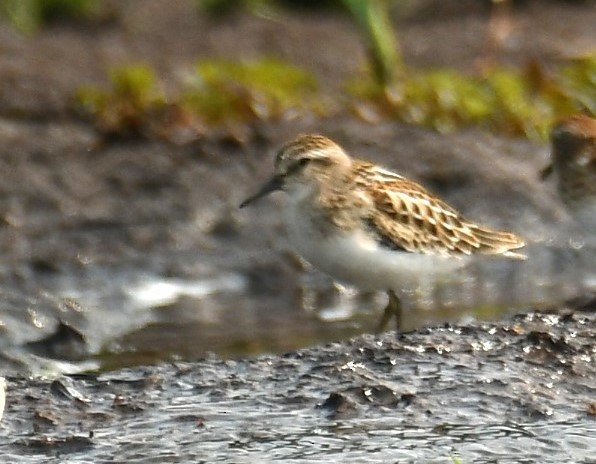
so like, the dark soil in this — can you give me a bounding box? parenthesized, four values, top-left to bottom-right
(2, 307, 595, 462)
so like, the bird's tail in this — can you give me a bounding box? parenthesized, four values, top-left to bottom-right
(468, 224, 527, 260)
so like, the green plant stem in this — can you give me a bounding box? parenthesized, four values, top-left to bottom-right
(343, 0, 403, 87)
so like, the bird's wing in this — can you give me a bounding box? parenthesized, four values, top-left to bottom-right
(354, 162, 526, 258)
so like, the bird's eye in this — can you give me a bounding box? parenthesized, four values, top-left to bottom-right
(286, 157, 312, 175)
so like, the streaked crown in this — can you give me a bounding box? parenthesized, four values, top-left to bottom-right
(239, 134, 352, 208)
(274, 134, 351, 178)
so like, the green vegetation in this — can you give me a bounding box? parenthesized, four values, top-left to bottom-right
(0, 0, 101, 33)
(12, 0, 594, 141)
(348, 56, 596, 140)
(21, 0, 588, 142)
(342, 0, 402, 86)
(76, 64, 167, 137)
(182, 59, 319, 124)
(559, 56, 596, 114)
(75, 59, 320, 137)
(75, 56, 595, 142)
(195, 0, 400, 87)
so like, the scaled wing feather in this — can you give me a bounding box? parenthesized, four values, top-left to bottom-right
(354, 161, 525, 258)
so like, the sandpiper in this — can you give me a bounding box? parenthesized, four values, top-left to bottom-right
(544, 114, 596, 233)
(241, 134, 526, 332)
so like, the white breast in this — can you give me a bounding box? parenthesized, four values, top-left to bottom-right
(283, 200, 466, 291)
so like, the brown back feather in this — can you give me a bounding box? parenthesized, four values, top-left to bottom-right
(354, 161, 526, 259)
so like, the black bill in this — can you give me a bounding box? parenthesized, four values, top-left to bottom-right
(239, 174, 284, 208)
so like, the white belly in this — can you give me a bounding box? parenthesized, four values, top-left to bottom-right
(284, 205, 466, 291)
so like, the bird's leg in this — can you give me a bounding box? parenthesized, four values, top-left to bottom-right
(376, 290, 402, 334)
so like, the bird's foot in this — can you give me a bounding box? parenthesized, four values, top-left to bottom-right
(375, 290, 402, 336)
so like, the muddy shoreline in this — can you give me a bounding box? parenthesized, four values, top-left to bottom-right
(2, 307, 595, 462)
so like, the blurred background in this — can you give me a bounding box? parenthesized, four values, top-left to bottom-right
(0, 0, 593, 374)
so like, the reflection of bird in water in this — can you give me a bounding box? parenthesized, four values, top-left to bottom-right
(542, 114, 596, 233)
(241, 134, 526, 333)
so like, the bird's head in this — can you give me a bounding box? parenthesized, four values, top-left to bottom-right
(240, 134, 351, 207)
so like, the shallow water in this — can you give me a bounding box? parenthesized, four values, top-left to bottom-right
(0, 236, 593, 374)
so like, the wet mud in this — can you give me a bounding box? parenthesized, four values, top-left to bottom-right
(2, 307, 595, 462)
